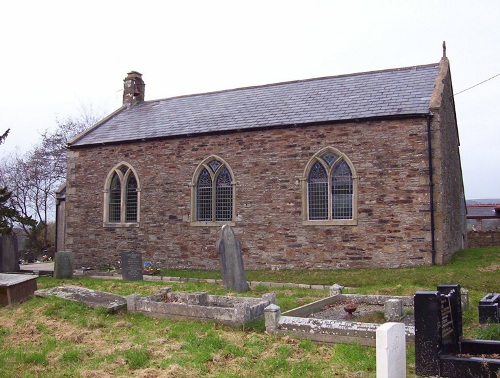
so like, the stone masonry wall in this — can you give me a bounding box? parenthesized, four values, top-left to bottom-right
(467, 231, 500, 248)
(429, 58, 466, 264)
(65, 118, 435, 270)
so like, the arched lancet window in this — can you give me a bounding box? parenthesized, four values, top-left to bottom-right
(104, 163, 140, 225)
(303, 148, 357, 225)
(192, 157, 235, 223)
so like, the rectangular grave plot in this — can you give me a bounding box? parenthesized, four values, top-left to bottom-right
(0, 274, 38, 306)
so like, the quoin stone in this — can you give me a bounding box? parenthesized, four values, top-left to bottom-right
(217, 225, 249, 292)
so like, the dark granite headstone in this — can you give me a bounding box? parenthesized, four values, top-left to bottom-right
(53, 251, 74, 279)
(0, 235, 19, 273)
(479, 293, 500, 324)
(414, 284, 461, 376)
(414, 290, 442, 376)
(216, 225, 249, 292)
(121, 251, 143, 281)
(437, 284, 462, 351)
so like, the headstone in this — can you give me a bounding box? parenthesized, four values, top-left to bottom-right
(414, 284, 461, 376)
(384, 299, 403, 322)
(216, 225, 249, 292)
(53, 251, 74, 279)
(121, 251, 143, 281)
(478, 293, 500, 324)
(264, 304, 281, 333)
(437, 284, 462, 350)
(330, 283, 344, 296)
(0, 273, 37, 306)
(0, 235, 19, 273)
(376, 322, 406, 378)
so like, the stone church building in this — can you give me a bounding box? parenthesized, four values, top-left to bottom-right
(63, 54, 466, 270)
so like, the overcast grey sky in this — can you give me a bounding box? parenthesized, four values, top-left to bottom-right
(1, 0, 499, 199)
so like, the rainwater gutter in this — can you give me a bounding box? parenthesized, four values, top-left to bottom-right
(427, 114, 436, 265)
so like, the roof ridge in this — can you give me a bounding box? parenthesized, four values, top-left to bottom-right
(144, 62, 440, 104)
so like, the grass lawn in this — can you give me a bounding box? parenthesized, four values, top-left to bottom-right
(0, 247, 498, 377)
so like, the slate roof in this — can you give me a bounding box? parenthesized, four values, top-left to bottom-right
(467, 204, 500, 219)
(69, 63, 440, 147)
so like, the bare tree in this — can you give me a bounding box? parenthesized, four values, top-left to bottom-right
(0, 106, 103, 258)
(0, 130, 35, 235)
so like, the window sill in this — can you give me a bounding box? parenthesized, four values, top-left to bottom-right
(190, 221, 236, 227)
(103, 222, 140, 228)
(302, 219, 357, 226)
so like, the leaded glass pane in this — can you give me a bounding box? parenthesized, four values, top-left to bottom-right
(109, 173, 121, 222)
(196, 168, 212, 221)
(320, 153, 339, 167)
(332, 160, 353, 219)
(216, 167, 233, 221)
(308, 162, 328, 220)
(208, 160, 221, 173)
(125, 174, 138, 222)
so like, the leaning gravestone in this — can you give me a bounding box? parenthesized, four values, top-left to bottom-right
(216, 225, 249, 292)
(121, 251, 143, 281)
(53, 251, 74, 279)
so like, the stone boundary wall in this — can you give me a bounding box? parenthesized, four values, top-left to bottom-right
(467, 231, 500, 248)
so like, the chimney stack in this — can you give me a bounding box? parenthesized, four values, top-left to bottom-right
(123, 71, 145, 107)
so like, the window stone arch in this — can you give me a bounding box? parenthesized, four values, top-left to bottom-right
(191, 155, 236, 225)
(103, 162, 140, 226)
(302, 147, 358, 225)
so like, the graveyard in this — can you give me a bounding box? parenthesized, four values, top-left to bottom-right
(0, 246, 498, 377)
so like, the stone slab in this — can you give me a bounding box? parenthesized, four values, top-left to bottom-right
(0, 273, 37, 306)
(35, 285, 127, 313)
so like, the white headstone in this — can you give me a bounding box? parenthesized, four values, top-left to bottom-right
(376, 322, 406, 378)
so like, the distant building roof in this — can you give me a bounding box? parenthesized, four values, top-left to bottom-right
(467, 204, 500, 219)
(69, 63, 440, 147)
